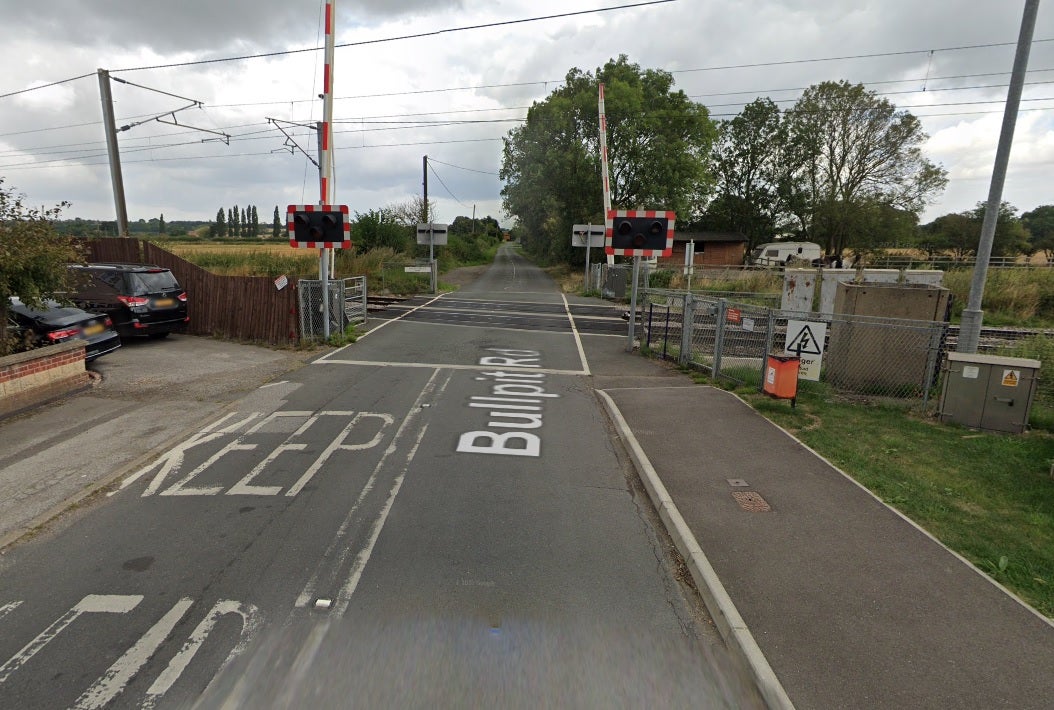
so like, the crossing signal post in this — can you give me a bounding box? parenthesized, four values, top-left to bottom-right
(604, 210, 674, 258)
(287, 205, 351, 249)
(605, 209, 676, 350)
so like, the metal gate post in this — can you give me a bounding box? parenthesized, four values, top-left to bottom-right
(713, 298, 728, 380)
(761, 308, 777, 392)
(679, 292, 694, 366)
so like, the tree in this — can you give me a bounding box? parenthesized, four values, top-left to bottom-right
(921, 202, 1028, 260)
(250, 205, 259, 238)
(352, 209, 412, 253)
(1022, 205, 1054, 262)
(0, 181, 84, 356)
(708, 98, 787, 251)
(921, 212, 977, 260)
(158, 213, 166, 235)
(272, 206, 282, 239)
(969, 201, 1029, 257)
(387, 197, 437, 227)
(230, 205, 239, 238)
(781, 81, 947, 257)
(501, 56, 717, 264)
(215, 208, 227, 238)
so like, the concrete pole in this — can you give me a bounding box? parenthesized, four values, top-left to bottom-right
(958, 0, 1040, 353)
(97, 69, 129, 237)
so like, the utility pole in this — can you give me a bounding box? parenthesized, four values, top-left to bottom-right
(422, 155, 429, 222)
(97, 69, 129, 237)
(958, 0, 1040, 353)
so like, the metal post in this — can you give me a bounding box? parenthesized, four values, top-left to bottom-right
(762, 308, 776, 392)
(663, 303, 671, 360)
(429, 225, 436, 294)
(584, 223, 592, 292)
(97, 69, 129, 237)
(680, 292, 694, 366)
(958, 0, 1040, 353)
(714, 299, 728, 380)
(626, 256, 641, 351)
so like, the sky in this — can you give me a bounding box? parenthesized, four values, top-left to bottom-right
(1, 0, 1053, 230)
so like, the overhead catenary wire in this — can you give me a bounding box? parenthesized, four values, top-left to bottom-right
(104, 1, 679, 73)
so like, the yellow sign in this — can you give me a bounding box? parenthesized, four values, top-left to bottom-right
(1002, 369, 1020, 387)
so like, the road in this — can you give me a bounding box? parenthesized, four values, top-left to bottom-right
(0, 244, 760, 708)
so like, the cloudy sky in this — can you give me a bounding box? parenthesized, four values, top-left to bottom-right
(1, 0, 1052, 229)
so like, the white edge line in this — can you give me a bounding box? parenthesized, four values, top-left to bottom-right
(717, 387, 1054, 631)
(596, 389, 796, 710)
(561, 293, 591, 376)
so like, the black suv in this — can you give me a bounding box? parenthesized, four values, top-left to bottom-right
(67, 263, 189, 338)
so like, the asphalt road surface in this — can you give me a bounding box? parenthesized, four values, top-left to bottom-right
(0, 244, 760, 708)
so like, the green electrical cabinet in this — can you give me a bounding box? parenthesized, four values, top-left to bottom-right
(938, 353, 1040, 434)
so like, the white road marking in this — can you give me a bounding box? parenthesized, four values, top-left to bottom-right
(0, 594, 142, 685)
(0, 601, 22, 621)
(143, 600, 261, 708)
(562, 293, 591, 376)
(313, 358, 586, 376)
(333, 420, 429, 615)
(72, 598, 194, 709)
(350, 318, 584, 337)
(285, 412, 394, 497)
(319, 292, 448, 352)
(295, 369, 451, 610)
(160, 438, 257, 496)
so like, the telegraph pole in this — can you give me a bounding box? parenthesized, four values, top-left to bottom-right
(422, 155, 429, 222)
(97, 69, 129, 237)
(958, 0, 1040, 353)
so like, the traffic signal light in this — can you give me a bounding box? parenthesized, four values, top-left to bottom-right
(605, 210, 675, 256)
(287, 205, 351, 248)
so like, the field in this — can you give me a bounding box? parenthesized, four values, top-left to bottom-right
(158, 240, 499, 294)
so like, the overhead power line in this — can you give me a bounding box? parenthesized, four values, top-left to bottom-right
(108, 1, 678, 72)
(0, 72, 94, 100)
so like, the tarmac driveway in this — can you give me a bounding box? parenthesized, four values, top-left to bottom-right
(0, 334, 320, 547)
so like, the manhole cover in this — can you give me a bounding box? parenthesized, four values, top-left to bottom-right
(732, 491, 772, 512)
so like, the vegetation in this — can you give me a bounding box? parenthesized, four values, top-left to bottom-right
(0, 180, 85, 356)
(736, 385, 1054, 618)
(501, 56, 717, 265)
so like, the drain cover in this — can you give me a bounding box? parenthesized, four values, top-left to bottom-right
(732, 491, 772, 512)
(727, 479, 750, 487)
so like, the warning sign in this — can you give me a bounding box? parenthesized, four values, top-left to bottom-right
(786, 320, 827, 381)
(1002, 369, 1020, 387)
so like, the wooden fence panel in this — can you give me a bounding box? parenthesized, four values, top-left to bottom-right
(82, 237, 144, 263)
(77, 239, 299, 345)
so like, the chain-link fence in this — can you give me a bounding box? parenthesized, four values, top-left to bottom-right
(643, 290, 950, 405)
(298, 277, 367, 340)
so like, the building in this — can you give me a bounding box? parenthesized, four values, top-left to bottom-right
(659, 232, 749, 268)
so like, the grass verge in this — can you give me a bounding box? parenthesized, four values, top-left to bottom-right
(734, 384, 1054, 618)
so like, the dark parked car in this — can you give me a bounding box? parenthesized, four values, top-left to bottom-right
(67, 263, 188, 338)
(7, 297, 121, 361)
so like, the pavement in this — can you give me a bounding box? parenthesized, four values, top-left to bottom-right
(2, 317, 1054, 708)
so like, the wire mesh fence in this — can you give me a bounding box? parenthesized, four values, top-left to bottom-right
(298, 278, 367, 341)
(643, 289, 951, 405)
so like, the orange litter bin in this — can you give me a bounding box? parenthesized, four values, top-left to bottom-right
(763, 352, 800, 407)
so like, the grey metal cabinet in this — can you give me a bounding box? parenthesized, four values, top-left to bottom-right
(938, 353, 1040, 434)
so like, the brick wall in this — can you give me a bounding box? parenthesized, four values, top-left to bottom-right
(0, 341, 90, 420)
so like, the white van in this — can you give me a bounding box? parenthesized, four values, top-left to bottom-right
(751, 241, 823, 267)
